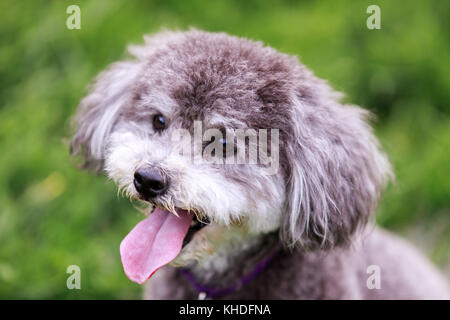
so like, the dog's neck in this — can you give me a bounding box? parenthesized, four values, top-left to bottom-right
(186, 231, 279, 286)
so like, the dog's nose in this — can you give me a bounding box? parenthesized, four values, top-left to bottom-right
(134, 168, 169, 199)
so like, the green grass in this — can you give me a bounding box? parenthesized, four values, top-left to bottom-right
(0, 0, 449, 299)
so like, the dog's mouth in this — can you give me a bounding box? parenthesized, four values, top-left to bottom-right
(183, 215, 210, 247)
(119, 207, 210, 284)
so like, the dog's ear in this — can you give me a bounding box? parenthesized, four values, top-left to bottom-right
(70, 61, 140, 171)
(280, 93, 393, 250)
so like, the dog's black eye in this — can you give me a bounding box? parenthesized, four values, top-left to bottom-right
(220, 138, 227, 149)
(153, 114, 166, 131)
(218, 138, 227, 158)
(218, 138, 237, 158)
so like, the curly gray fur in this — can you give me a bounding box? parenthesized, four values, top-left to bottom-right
(71, 29, 449, 299)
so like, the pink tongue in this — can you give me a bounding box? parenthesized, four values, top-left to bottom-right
(120, 208, 193, 284)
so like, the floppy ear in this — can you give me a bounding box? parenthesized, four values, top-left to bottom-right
(70, 61, 140, 171)
(281, 94, 393, 250)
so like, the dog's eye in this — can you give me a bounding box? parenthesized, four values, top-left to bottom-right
(218, 138, 236, 158)
(219, 138, 227, 149)
(153, 114, 166, 131)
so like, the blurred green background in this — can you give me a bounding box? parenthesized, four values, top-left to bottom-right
(0, 0, 449, 299)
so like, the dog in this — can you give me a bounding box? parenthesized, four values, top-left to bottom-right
(71, 29, 449, 299)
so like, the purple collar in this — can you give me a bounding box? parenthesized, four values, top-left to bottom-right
(179, 247, 281, 299)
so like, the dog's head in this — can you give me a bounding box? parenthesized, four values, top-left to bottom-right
(71, 30, 392, 283)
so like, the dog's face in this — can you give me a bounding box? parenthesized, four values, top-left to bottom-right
(71, 30, 392, 282)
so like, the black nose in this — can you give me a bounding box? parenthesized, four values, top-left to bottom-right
(134, 169, 169, 199)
